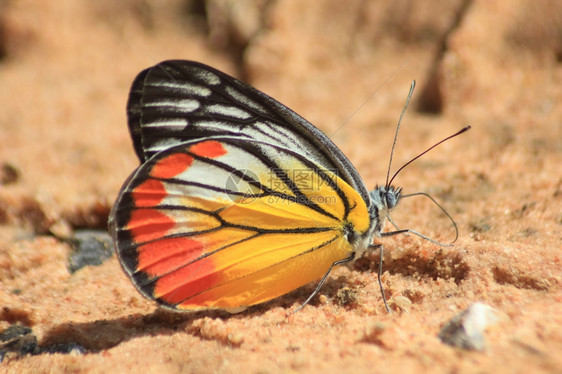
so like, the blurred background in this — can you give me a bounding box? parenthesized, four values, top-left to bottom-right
(0, 1, 560, 371)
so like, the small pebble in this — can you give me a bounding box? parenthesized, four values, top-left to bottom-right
(438, 302, 499, 350)
(68, 230, 113, 273)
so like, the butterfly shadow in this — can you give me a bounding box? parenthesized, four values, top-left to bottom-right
(39, 307, 253, 353)
(40, 276, 358, 353)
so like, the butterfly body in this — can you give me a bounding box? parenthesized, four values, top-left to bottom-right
(111, 60, 401, 311)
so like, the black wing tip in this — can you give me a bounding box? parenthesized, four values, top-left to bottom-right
(131, 270, 157, 298)
(127, 67, 152, 163)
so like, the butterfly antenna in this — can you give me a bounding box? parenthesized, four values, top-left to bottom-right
(387, 126, 471, 188)
(386, 81, 416, 188)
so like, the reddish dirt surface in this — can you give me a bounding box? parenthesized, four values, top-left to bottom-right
(0, 1, 560, 373)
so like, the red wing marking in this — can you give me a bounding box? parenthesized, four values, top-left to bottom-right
(132, 179, 167, 207)
(137, 237, 206, 276)
(127, 209, 175, 243)
(189, 140, 227, 158)
(150, 153, 194, 179)
(155, 263, 221, 304)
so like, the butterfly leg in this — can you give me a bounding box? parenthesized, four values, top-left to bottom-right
(385, 213, 457, 246)
(379, 225, 450, 312)
(378, 229, 416, 313)
(383, 227, 454, 246)
(369, 243, 391, 313)
(292, 253, 356, 314)
(376, 229, 412, 313)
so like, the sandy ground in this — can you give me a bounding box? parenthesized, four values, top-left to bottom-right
(0, 1, 560, 373)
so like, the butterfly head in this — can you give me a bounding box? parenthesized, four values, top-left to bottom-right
(370, 185, 402, 214)
(367, 185, 402, 238)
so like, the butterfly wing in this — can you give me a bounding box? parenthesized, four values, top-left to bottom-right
(126, 60, 371, 206)
(110, 137, 371, 310)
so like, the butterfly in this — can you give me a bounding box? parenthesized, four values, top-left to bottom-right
(109, 60, 469, 312)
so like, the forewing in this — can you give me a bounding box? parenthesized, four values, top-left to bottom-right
(126, 60, 370, 204)
(110, 137, 370, 310)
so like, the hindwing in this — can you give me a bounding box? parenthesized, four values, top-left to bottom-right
(110, 137, 370, 310)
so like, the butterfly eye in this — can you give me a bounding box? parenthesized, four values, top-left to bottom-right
(385, 187, 400, 209)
